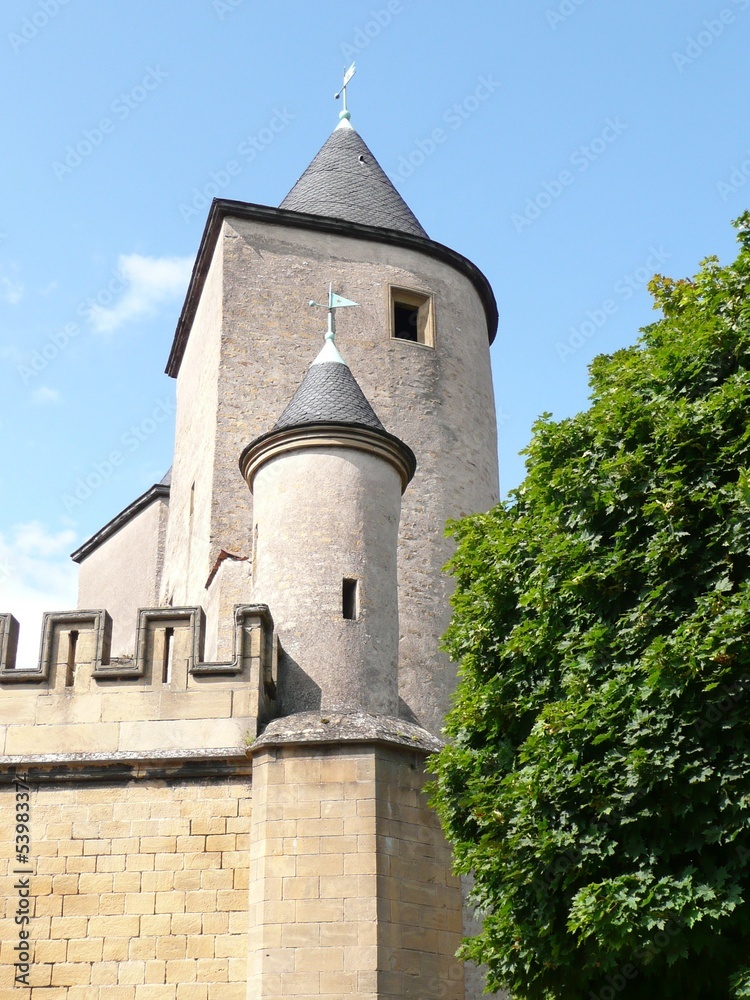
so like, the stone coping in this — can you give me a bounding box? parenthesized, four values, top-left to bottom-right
(250, 710, 444, 756)
(0, 746, 248, 768)
(0, 747, 252, 785)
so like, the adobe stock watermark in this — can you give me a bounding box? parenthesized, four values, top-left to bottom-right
(672, 0, 749, 71)
(426, 957, 464, 999)
(17, 321, 81, 383)
(340, 0, 412, 59)
(52, 66, 168, 181)
(555, 246, 671, 361)
(512, 117, 628, 234)
(693, 674, 750, 738)
(61, 398, 175, 514)
(8, 0, 72, 52)
(546, 0, 590, 30)
(395, 75, 500, 180)
(12, 773, 34, 987)
(716, 148, 750, 201)
(588, 915, 688, 1000)
(213, 0, 244, 18)
(179, 107, 296, 222)
(16, 266, 141, 384)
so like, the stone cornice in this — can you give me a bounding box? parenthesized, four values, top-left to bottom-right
(240, 421, 417, 494)
(0, 748, 251, 784)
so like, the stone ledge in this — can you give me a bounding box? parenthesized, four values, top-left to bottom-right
(250, 710, 444, 756)
(0, 746, 251, 784)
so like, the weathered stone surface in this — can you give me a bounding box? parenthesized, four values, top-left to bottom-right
(250, 710, 443, 756)
(0, 606, 274, 758)
(160, 245, 224, 623)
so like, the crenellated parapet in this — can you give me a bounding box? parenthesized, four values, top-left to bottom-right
(0, 609, 112, 686)
(0, 604, 276, 760)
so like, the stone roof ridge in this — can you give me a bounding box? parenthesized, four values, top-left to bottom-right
(273, 361, 385, 433)
(279, 124, 428, 239)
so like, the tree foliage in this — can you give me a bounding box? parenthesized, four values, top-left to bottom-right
(431, 215, 750, 999)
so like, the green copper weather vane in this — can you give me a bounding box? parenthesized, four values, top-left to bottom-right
(334, 62, 356, 121)
(309, 284, 358, 365)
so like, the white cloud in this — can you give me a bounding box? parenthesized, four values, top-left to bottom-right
(0, 522, 78, 668)
(87, 253, 194, 334)
(0, 344, 22, 363)
(30, 385, 62, 406)
(0, 273, 24, 305)
(12, 522, 76, 557)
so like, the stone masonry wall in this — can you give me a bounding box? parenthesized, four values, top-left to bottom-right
(374, 748, 464, 1000)
(251, 448, 402, 717)
(0, 776, 251, 999)
(247, 742, 463, 1000)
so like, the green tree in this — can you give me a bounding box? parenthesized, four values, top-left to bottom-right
(431, 215, 750, 999)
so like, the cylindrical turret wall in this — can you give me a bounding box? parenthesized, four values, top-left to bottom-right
(249, 445, 402, 716)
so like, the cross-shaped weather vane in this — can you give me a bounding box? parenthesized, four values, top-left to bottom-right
(334, 62, 356, 120)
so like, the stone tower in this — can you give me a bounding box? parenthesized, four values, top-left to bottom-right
(0, 97, 500, 999)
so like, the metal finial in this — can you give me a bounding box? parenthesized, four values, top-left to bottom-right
(309, 284, 358, 364)
(334, 62, 356, 122)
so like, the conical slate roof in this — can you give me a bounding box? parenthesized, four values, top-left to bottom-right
(280, 122, 428, 239)
(240, 339, 417, 491)
(273, 361, 386, 433)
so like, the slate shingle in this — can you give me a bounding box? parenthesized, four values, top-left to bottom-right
(273, 362, 386, 433)
(279, 125, 428, 239)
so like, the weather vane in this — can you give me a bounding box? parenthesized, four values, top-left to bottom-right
(310, 284, 358, 344)
(334, 62, 356, 120)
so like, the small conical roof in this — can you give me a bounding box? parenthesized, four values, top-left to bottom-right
(273, 361, 385, 433)
(280, 121, 428, 238)
(240, 328, 416, 491)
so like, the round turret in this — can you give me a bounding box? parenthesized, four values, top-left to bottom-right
(240, 333, 415, 717)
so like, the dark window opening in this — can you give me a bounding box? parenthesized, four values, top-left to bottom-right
(162, 627, 174, 684)
(390, 287, 434, 347)
(342, 578, 359, 620)
(65, 630, 79, 687)
(394, 304, 419, 342)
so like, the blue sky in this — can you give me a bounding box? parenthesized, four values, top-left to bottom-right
(1, 0, 748, 662)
